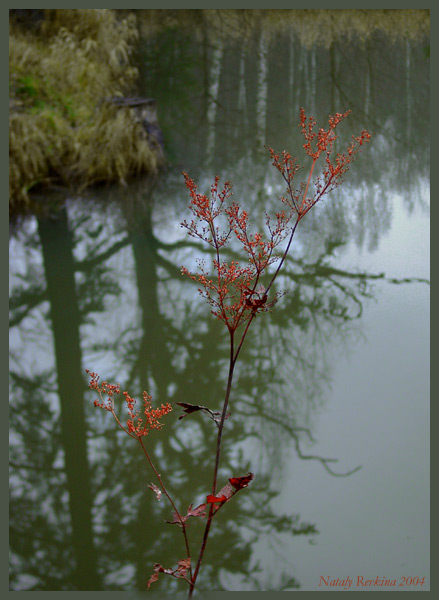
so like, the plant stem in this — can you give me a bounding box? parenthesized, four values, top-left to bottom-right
(188, 217, 302, 598)
(212, 330, 236, 495)
(188, 157, 321, 597)
(188, 329, 239, 598)
(265, 214, 300, 297)
(138, 438, 192, 576)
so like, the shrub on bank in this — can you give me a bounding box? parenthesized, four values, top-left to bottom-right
(9, 9, 162, 210)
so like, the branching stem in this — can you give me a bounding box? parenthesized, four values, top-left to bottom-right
(138, 438, 192, 573)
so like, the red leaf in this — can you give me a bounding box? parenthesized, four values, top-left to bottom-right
(206, 494, 227, 505)
(206, 485, 232, 513)
(210, 483, 232, 512)
(202, 474, 254, 517)
(229, 472, 254, 490)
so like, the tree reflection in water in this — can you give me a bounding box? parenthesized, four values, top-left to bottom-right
(9, 174, 428, 591)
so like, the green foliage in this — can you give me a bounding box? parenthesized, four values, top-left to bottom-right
(15, 76, 39, 98)
(9, 9, 162, 210)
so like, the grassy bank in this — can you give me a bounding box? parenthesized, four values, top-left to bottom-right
(9, 9, 163, 212)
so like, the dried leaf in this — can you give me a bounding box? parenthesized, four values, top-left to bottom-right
(176, 401, 231, 427)
(147, 559, 191, 588)
(147, 563, 172, 589)
(187, 503, 207, 519)
(210, 411, 231, 426)
(176, 557, 191, 578)
(148, 482, 162, 501)
(167, 502, 207, 526)
(216, 482, 234, 500)
(146, 570, 159, 590)
(166, 511, 185, 526)
(176, 402, 205, 418)
(168, 473, 254, 529)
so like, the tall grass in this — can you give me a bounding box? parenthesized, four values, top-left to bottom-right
(9, 10, 162, 210)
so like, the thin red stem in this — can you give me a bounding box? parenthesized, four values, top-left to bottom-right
(188, 329, 237, 598)
(188, 160, 315, 599)
(138, 437, 192, 576)
(264, 214, 300, 297)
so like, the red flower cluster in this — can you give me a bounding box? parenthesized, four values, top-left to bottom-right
(181, 175, 290, 331)
(300, 107, 351, 160)
(268, 108, 372, 221)
(181, 109, 371, 332)
(86, 370, 172, 438)
(181, 173, 233, 248)
(124, 390, 173, 438)
(86, 369, 120, 411)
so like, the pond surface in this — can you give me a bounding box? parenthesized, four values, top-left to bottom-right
(9, 13, 430, 592)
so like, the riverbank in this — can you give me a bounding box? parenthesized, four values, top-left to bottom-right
(9, 10, 165, 214)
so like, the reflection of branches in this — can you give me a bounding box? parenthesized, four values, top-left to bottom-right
(9, 460, 64, 473)
(282, 251, 429, 321)
(238, 398, 361, 477)
(388, 275, 430, 285)
(76, 237, 131, 272)
(10, 235, 133, 328)
(9, 285, 48, 328)
(155, 250, 191, 279)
